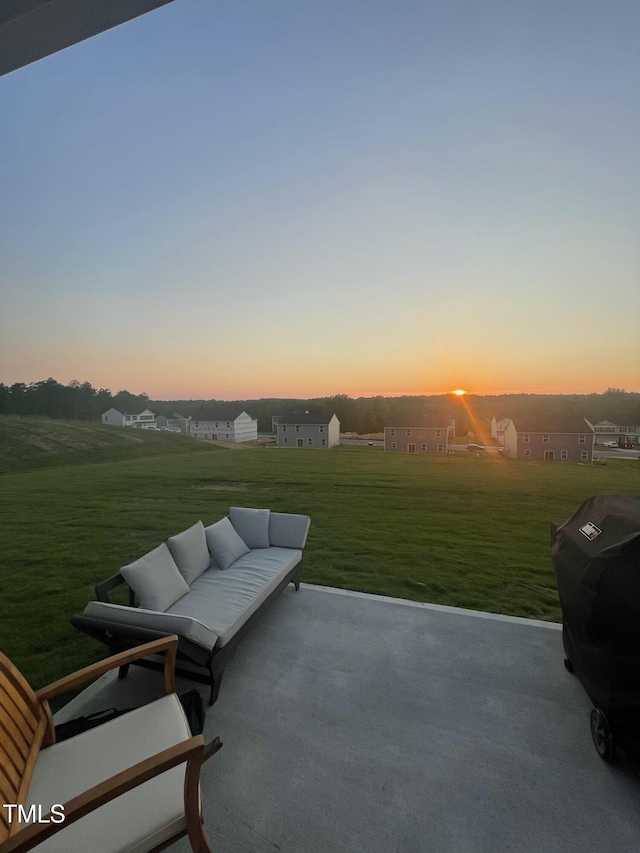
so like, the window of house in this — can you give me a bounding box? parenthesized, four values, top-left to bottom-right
(523, 434, 530, 442)
(282, 425, 287, 432)
(437, 444, 444, 452)
(435, 429, 441, 437)
(390, 429, 395, 437)
(226, 422, 230, 428)
(391, 442, 397, 449)
(561, 450, 568, 460)
(543, 434, 549, 443)
(578, 435, 585, 443)
(620, 427, 627, 432)
(319, 426, 324, 432)
(284, 437, 288, 444)
(308, 438, 313, 446)
(524, 448, 531, 457)
(406, 429, 411, 437)
(296, 426, 300, 432)
(321, 439, 326, 446)
(420, 443, 427, 451)
(581, 451, 588, 460)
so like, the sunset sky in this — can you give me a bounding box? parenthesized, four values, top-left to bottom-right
(1, 0, 638, 400)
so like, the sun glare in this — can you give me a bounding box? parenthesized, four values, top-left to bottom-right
(452, 389, 467, 396)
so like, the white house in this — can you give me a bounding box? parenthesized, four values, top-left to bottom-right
(101, 408, 126, 427)
(276, 412, 340, 448)
(491, 417, 512, 445)
(188, 406, 257, 443)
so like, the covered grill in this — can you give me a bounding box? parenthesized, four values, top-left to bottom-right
(551, 494, 640, 762)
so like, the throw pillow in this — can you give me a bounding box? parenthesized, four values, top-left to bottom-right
(120, 543, 190, 612)
(167, 520, 211, 585)
(205, 517, 250, 570)
(229, 507, 270, 549)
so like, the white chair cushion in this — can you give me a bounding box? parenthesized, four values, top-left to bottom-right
(229, 507, 270, 548)
(27, 694, 193, 853)
(120, 544, 189, 612)
(204, 518, 250, 570)
(167, 520, 212, 585)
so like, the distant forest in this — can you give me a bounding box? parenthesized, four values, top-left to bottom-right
(0, 379, 638, 438)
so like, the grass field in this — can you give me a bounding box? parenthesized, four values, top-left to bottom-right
(1, 416, 638, 691)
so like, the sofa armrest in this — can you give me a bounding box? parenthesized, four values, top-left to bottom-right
(79, 601, 219, 652)
(269, 512, 311, 550)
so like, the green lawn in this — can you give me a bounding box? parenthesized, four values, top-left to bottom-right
(1, 417, 638, 690)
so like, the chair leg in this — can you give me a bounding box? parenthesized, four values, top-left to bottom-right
(118, 663, 130, 680)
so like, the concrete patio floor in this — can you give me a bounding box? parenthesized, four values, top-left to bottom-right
(57, 584, 640, 853)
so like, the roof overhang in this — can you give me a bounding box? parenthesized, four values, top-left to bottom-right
(0, 0, 176, 77)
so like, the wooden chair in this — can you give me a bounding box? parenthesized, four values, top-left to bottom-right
(0, 636, 222, 853)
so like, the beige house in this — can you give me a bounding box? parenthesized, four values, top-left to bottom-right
(384, 425, 449, 454)
(491, 416, 512, 445)
(503, 418, 594, 462)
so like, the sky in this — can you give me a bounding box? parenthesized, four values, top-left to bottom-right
(1, 0, 638, 400)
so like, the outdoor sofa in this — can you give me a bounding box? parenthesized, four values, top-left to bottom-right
(71, 508, 311, 704)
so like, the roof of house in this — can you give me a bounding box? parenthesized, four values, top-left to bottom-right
(278, 411, 338, 426)
(192, 404, 252, 421)
(384, 420, 450, 429)
(511, 417, 593, 434)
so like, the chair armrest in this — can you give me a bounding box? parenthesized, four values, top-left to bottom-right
(2, 734, 223, 853)
(35, 636, 179, 703)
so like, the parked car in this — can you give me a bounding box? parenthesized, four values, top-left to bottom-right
(601, 441, 618, 448)
(467, 443, 485, 452)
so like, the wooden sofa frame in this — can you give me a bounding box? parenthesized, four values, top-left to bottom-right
(70, 558, 303, 705)
(0, 636, 222, 853)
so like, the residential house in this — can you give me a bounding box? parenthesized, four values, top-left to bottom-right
(124, 409, 156, 429)
(101, 408, 125, 427)
(156, 413, 190, 434)
(584, 417, 639, 448)
(101, 408, 156, 428)
(491, 417, 512, 445)
(503, 418, 594, 462)
(384, 423, 449, 454)
(188, 405, 257, 443)
(276, 412, 340, 448)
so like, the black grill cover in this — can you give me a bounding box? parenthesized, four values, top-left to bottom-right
(552, 494, 640, 755)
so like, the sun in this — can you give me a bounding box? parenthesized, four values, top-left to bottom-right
(452, 389, 467, 397)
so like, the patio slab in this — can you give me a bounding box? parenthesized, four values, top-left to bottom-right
(57, 584, 640, 853)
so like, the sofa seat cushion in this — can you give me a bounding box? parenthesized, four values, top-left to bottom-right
(81, 601, 219, 652)
(27, 694, 192, 853)
(166, 547, 302, 646)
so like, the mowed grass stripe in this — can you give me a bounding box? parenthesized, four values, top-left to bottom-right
(0, 432, 638, 689)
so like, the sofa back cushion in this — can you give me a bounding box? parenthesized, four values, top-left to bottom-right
(205, 518, 250, 570)
(269, 512, 311, 550)
(167, 521, 212, 585)
(229, 507, 270, 548)
(120, 543, 190, 612)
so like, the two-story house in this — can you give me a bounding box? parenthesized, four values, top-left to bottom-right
(503, 418, 594, 462)
(585, 417, 639, 448)
(384, 423, 449, 454)
(188, 405, 257, 443)
(276, 412, 340, 448)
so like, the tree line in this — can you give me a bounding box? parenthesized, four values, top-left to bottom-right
(0, 379, 637, 437)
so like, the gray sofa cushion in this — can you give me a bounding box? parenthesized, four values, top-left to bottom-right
(82, 601, 219, 651)
(269, 512, 311, 550)
(167, 520, 211, 585)
(230, 507, 270, 548)
(167, 547, 302, 646)
(204, 518, 250, 570)
(120, 543, 189, 612)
